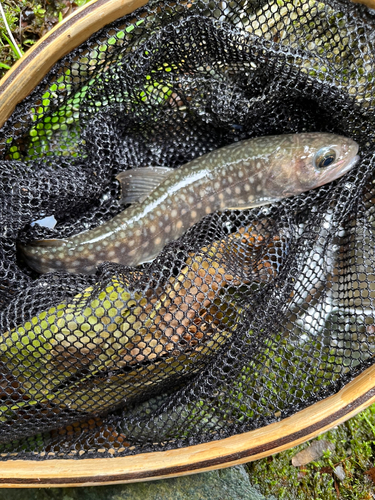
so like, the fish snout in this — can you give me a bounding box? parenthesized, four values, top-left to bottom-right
(341, 138, 359, 161)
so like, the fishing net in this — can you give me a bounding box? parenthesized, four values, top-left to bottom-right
(0, 0, 374, 459)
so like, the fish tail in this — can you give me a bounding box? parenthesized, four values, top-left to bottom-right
(18, 239, 68, 274)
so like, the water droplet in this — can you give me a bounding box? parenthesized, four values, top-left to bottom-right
(261, 206, 272, 215)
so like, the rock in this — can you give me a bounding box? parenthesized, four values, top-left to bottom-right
(0, 465, 276, 500)
(333, 465, 346, 481)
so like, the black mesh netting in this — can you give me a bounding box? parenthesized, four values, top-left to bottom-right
(0, 0, 374, 459)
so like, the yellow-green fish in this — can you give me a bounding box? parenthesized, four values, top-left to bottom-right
(1, 237, 249, 414)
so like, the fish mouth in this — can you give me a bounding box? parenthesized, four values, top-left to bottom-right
(334, 154, 360, 178)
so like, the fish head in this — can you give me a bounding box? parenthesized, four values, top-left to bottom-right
(286, 132, 359, 194)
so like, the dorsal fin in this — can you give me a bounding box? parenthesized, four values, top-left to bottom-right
(116, 167, 174, 205)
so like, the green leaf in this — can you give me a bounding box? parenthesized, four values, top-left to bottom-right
(76, 0, 92, 6)
(2, 33, 23, 59)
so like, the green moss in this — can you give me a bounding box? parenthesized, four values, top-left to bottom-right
(246, 403, 375, 499)
(0, 0, 93, 78)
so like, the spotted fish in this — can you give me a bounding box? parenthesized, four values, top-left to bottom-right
(20, 132, 359, 274)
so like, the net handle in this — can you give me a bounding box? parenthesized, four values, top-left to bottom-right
(0, 362, 373, 486)
(0, 0, 149, 129)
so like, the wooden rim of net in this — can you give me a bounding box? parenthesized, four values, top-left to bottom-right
(0, 0, 374, 487)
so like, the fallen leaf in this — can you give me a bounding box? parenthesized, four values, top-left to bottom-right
(291, 440, 335, 466)
(320, 466, 333, 475)
(365, 467, 375, 482)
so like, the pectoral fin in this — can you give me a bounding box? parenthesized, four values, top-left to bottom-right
(117, 167, 174, 204)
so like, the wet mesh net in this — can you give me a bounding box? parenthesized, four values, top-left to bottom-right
(0, 0, 374, 459)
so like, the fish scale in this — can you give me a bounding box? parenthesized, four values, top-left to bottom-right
(19, 133, 359, 275)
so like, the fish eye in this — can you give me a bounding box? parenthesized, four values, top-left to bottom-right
(314, 148, 337, 170)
